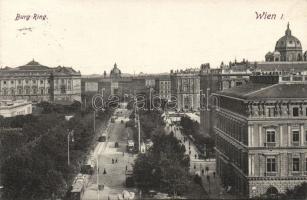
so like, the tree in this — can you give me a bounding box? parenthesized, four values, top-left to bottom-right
(133, 132, 190, 195)
(44, 170, 67, 198)
(282, 182, 307, 199)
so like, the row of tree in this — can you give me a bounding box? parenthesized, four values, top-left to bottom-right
(180, 116, 215, 158)
(0, 102, 112, 199)
(131, 109, 193, 196)
(133, 132, 190, 196)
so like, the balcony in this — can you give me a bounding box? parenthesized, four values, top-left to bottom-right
(292, 171, 301, 176)
(264, 142, 276, 147)
(265, 172, 277, 177)
(292, 142, 300, 147)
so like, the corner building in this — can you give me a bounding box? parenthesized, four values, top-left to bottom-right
(170, 68, 200, 111)
(213, 77, 307, 198)
(0, 60, 81, 103)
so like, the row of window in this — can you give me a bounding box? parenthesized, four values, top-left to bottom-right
(266, 157, 307, 173)
(216, 114, 248, 145)
(1, 88, 50, 95)
(1, 79, 72, 85)
(2, 80, 50, 84)
(265, 129, 307, 145)
(216, 134, 248, 174)
(251, 107, 307, 118)
(160, 81, 171, 85)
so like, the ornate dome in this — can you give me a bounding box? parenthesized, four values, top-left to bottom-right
(110, 62, 121, 78)
(275, 23, 302, 51)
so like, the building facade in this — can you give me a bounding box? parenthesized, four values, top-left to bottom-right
(155, 75, 171, 100)
(0, 100, 32, 118)
(199, 62, 251, 137)
(170, 68, 200, 111)
(213, 76, 307, 198)
(0, 60, 81, 103)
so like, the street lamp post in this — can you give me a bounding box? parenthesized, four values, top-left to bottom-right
(67, 129, 74, 166)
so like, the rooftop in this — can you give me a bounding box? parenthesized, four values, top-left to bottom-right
(255, 61, 307, 72)
(0, 59, 80, 75)
(0, 100, 31, 109)
(215, 83, 307, 100)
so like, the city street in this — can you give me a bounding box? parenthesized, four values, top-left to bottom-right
(83, 108, 138, 200)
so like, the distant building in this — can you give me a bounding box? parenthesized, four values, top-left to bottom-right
(0, 60, 81, 103)
(82, 63, 163, 106)
(0, 100, 32, 118)
(155, 75, 171, 100)
(213, 75, 307, 198)
(170, 68, 200, 111)
(265, 23, 307, 62)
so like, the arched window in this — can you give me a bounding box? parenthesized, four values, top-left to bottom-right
(266, 186, 278, 196)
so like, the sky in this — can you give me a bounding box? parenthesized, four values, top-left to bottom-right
(0, 0, 307, 75)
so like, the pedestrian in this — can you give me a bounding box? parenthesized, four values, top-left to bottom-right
(189, 150, 191, 155)
(202, 169, 204, 175)
(103, 168, 107, 174)
(116, 158, 118, 163)
(126, 165, 128, 171)
(194, 164, 196, 169)
(112, 158, 114, 164)
(195, 154, 197, 159)
(213, 172, 216, 178)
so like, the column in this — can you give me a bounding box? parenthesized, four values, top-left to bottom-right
(251, 155, 254, 176)
(300, 153, 304, 175)
(248, 156, 252, 176)
(259, 125, 262, 147)
(181, 94, 184, 110)
(248, 126, 251, 147)
(280, 125, 283, 147)
(191, 94, 194, 110)
(288, 125, 291, 146)
(300, 124, 304, 146)
(251, 125, 254, 147)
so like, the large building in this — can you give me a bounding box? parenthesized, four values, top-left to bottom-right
(265, 23, 307, 62)
(0, 100, 32, 118)
(0, 60, 81, 103)
(199, 61, 251, 136)
(213, 74, 307, 198)
(170, 68, 200, 111)
(155, 75, 171, 100)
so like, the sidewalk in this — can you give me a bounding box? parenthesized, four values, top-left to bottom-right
(164, 115, 236, 199)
